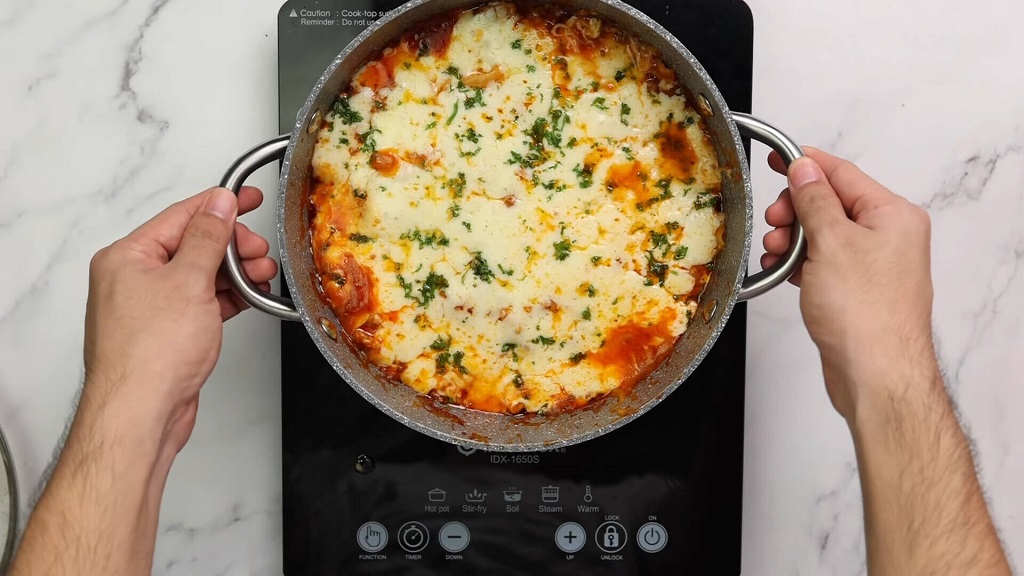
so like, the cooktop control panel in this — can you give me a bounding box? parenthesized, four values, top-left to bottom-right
(278, 0, 752, 574)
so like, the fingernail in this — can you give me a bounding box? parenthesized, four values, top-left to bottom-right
(205, 188, 237, 220)
(788, 158, 822, 189)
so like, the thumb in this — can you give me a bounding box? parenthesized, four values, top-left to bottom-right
(172, 188, 238, 279)
(786, 157, 848, 238)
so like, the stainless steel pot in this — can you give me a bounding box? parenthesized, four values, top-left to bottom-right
(222, 0, 805, 451)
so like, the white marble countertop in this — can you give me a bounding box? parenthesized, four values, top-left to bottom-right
(1, 0, 1022, 573)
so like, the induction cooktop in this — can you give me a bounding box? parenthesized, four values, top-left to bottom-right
(277, 1, 752, 573)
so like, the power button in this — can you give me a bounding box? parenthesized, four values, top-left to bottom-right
(636, 522, 667, 553)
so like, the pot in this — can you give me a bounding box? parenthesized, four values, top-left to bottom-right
(222, 0, 805, 451)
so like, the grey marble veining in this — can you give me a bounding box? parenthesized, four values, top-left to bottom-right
(0, 0, 1022, 574)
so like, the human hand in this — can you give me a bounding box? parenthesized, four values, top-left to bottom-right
(83, 187, 277, 454)
(760, 148, 936, 419)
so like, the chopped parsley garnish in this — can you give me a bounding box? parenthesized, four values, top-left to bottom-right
(511, 38, 523, 49)
(419, 272, 449, 306)
(464, 88, 486, 109)
(417, 41, 430, 58)
(331, 96, 363, 125)
(614, 69, 626, 82)
(460, 127, 482, 144)
(452, 350, 468, 374)
(650, 231, 671, 256)
(553, 238, 572, 261)
(581, 307, 592, 320)
(430, 336, 451, 351)
(566, 137, 578, 148)
(468, 252, 495, 283)
(444, 65, 461, 79)
(435, 352, 451, 373)
(620, 102, 631, 125)
(396, 272, 448, 308)
(348, 233, 374, 244)
(449, 203, 461, 219)
(461, 221, 472, 231)
(497, 263, 514, 276)
(674, 245, 689, 260)
(502, 343, 520, 362)
(569, 352, 587, 364)
(592, 97, 609, 111)
(622, 146, 634, 161)
(446, 172, 467, 197)
(400, 228, 450, 249)
(590, 255, 601, 266)
(353, 189, 367, 199)
(507, 150, 545, 169)
(693, 193, 720, 210)
(425, 120, 438, 129)
(358, 128, 380, 156)
(572, 164, 593, 188)
(644, 252, 669, 286)
(531, 335, 556, 346)
(526, 64, 537, 73)
(512, 373, 524, 387)
(586, 284, 596, 297)
(446, 101, 460, 125)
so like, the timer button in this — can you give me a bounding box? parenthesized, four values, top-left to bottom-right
(636, 522, 668, 553)
(398, 521, 430, 553)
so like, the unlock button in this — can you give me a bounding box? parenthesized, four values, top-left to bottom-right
(595, 521, 626, 553)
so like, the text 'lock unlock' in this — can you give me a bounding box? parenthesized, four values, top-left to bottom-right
(595, 521, 626, 553)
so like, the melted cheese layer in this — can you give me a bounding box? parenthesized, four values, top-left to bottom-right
(310, 2, 724, 414)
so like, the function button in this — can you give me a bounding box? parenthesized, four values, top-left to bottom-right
(356, 521, 388, 553)
(595, 521, 627, 553)
(555, 522, 587, 553)
(438, 521, 471, 553)
(397, 521, 430, 553)
(636, 522, 668, 553)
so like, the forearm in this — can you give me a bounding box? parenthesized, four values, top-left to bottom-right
(10, 384, 174, 576)
(845, 354, 1009, 575)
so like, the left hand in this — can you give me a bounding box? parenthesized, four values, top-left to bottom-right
(82, 186, 277, 454)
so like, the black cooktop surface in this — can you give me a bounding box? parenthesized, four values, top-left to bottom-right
(278, 1, 752, 574)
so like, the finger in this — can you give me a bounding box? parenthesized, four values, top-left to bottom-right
(237, 186, 264, 216)
(235, 222, 271, 259)
(171, 188, 238, 281)
(762, 227, 792, 255)
(215, 257, 278, 291)
(765, 188, 795, 227)
(760, 252, 802, 287)
(127, 187, 222, 259)
(773, 148, 896, 222)
(786, 157, 848, 241)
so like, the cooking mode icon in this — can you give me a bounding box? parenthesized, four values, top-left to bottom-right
(465, 489, 487, 503)
(541, 486, 560, 503)
(428, 488, 447, 502)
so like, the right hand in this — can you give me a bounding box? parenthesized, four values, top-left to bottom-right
(760, 148, 936, 420)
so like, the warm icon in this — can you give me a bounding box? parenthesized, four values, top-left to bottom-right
(465, 489, 487, 502)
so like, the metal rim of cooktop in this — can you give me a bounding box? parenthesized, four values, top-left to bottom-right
(0, 423, 17, 573)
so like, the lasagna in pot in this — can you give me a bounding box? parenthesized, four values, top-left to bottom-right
(310, 1, 724, 414)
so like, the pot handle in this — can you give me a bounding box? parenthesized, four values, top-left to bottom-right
(220, 135, 301, 322)
(731, 113, 807, 301)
